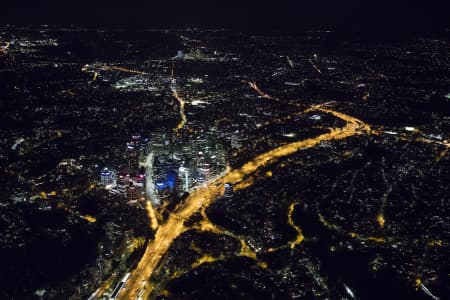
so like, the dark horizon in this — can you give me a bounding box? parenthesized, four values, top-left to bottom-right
(2, 0, 449, 33)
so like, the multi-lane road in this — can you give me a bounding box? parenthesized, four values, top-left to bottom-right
(114, 103, 371, 299)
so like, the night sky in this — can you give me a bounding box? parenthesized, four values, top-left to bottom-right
(2, 0, 449, 31)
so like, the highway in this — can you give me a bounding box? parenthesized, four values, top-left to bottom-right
(115, 102, 371, 299)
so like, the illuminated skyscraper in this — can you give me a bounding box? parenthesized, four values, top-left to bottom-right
(178, 166, 190, 192)
(224, 183, 233, 197)
(100, 168, 116, 187)
(197, 161, 211, 183)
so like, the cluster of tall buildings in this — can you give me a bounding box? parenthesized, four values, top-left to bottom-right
(100, 131, 229, 203)
(148, 131, 226, 202)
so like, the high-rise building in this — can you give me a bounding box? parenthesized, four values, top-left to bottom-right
(197, 161, 211, 183)
(166, 170, 177, 193)
(100, 168, 116, 187)
(178, 166, 190, 192)
(224, 183, 233, 197)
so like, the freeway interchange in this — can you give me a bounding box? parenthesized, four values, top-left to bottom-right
(109, 95, 372, 300)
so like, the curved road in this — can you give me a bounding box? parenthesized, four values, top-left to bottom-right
(115, 104, 371, 300)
